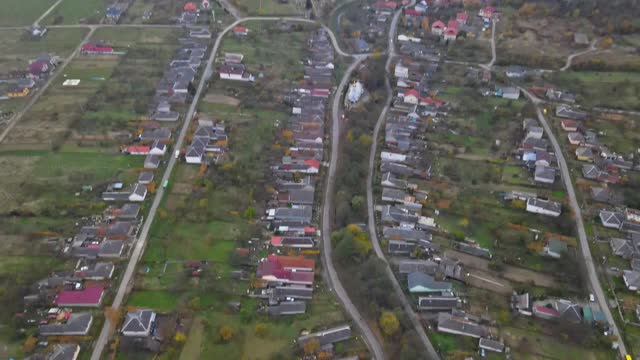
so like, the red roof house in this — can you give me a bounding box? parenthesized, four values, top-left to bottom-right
(404, 8, 421, 17)
(479, 6, 496, 19)
(375, 1, 398, 9)
(55, 285, 105, 307)
(443, 28, 459, 41)
(310, 88, 330, 98)
(232, 26, 249, 36)
(456, 12, 469, 24)
(29, 61, 50, 76)
(447, 20, 458, 29)
(304, 159, 321, 170)
(125, 145, 151, 155)
(81, 43, 114, 54)
(257, 255, 315, 285)
(184, 1, 198, 11)
(560, 119, 578, 132)
(431, 20, 446, 35)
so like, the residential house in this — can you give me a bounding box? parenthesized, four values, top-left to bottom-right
(526, 198, 561, 217)
(298, 325, 352, 347)
(505, 66, 527, 78)
(437, 311, 488, 338)
(256, 255, 315, 286)
(501, 87, 520, 100)
(270, 236, 315, 248)
(55, 285, 104, 307)
(407, 272, 452, 293)
(561, 119, 579, 131)
(144, 154, 161, 169)
(599, 210, 624, 229)
(122, 309, 157, 337)
(267, 301, 306, 315)
(219, 64, 254, 82)
(138, 171, 154, 185)
(511, 292, 532, 316)
(456, 12, 469, 25)
(556, 105, 587, 120)
(568, 132, 584, 145)
(443, 28, 459, 42)
(73, 260, 115, 280)
(575, 147, 594, 162)
(266, 206, 313, 223)
(397, 259, 439, 275)
(129, 183, 148, 202)
(150, 140, 167, 155)
(479, 338, 505, 353)
(532, 305, 559, 320)
(394, 62, 409, 78)
(624, 270, 640, 291)
(6, 86, 29, 98)
(418, 295, 461, 311)
(383, 227, 431, 243)
(81, 43, 114, 55)
(431, 20, 446, 35)
(609, 237, 638, 259)
(39, 313, 93, 336)
(388, 240, 416, 255)
(543, 238, 567, 259)
(534, 165, 556, 184)
(232, 26, 249, 36)
(478, 6, 496, 19)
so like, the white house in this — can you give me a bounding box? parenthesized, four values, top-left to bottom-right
(129, 184, 148, 202)
(623, 270, 640, 291)
(122, 309, 157, 337)
(149, 140, 167, 156)
(381, 151, 407, 163)
(185, 146, 204, 164)
(402, 89, 419, 104)
(347, 81, 364, 103)
(394, 63, 409, 78)
(526, 198, 561, 217)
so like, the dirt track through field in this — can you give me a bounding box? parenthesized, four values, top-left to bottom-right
(203, 94, 240, 106)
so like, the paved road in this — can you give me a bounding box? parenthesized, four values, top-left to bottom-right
(33, 0, 64, 27)
(561, 39, 598, 71)
(322, 56, 385, 360)
(0, 27, 95, 144)
(521, 88, 628, 359)
(364, 4, 440, 359)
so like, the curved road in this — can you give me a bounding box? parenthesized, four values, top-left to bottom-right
(520, 88, 628, 359)
(322, 56, 385, 360)
(364, 4, 440, 359)
(90, 16, 370, 360)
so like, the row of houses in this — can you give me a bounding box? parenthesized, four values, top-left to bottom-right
(1, 54, 59, 99)
(21, 32, 213, 356)
(253, 28, 335, 318)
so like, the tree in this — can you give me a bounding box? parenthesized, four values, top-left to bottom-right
(23, 336, 37, 353)
(244, 207, 256, 218)
(219, 325, 234, 341)
(379, 311, 400, 337)
(254, 323, 267, 337)
(303, 339, 320, 355)
(421, 17, 430, 32)
(174, 331, 187, 343)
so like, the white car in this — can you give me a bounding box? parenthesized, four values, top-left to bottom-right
(589, 293, 595, 302)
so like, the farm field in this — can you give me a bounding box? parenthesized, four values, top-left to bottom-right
(0, 0, 54, 26)
(42, 0, 105, 25)
(2, 27, 178, 148)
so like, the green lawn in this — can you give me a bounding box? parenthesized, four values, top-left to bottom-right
(546, 71, 640, 110)
(42, 0, 105, 24)
(128, 290, 182, 313)
(0, 0, 54, 26)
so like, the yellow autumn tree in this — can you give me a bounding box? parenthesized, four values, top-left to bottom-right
(421, 17, 430, 32)
(379, 311, 400, 337)
(219, 325, 234, 341)
(303, 339, 320, 355)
